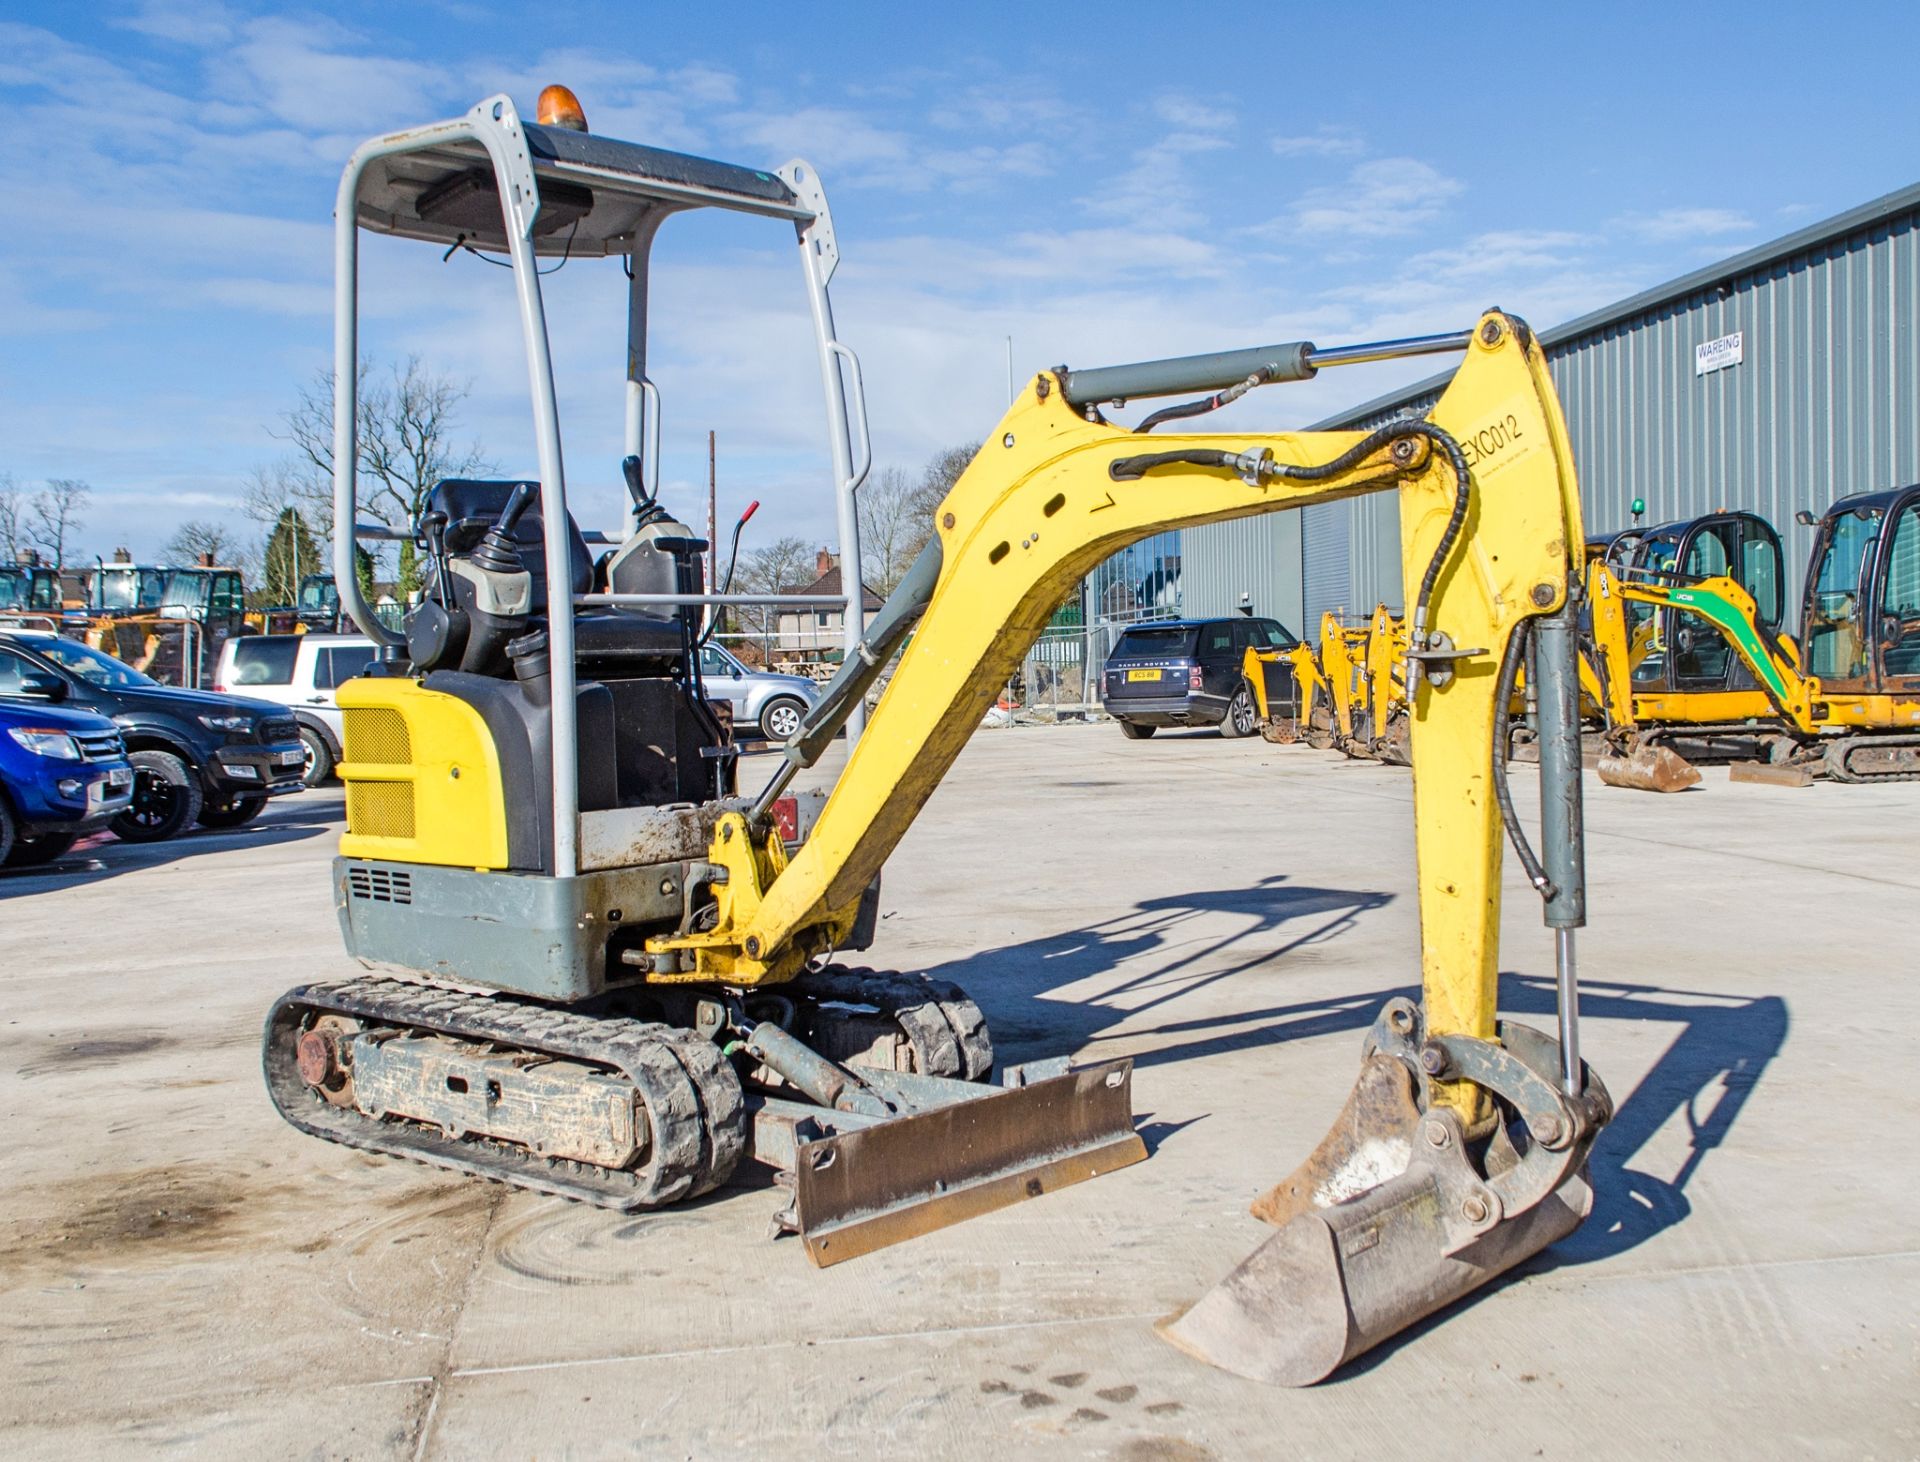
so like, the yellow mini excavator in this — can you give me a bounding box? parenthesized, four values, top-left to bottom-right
(1582, 505, 1920, 786)
(266, 87, 1613, 1387)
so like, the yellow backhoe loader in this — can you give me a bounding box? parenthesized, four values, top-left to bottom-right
(266, 87, 1612, 1387)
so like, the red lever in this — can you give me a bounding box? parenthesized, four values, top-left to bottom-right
(739, 500, 761, 525)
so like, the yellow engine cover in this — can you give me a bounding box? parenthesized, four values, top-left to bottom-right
(336, 676, 510, 870)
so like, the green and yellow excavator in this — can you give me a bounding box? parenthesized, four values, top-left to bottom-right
(1582, 505, 1920, 787)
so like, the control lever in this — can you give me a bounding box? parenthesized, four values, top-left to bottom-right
(496, 482, 537, 534)
(620, 455, 650, 506)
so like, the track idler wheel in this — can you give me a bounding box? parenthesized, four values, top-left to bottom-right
(1160, 998, 1611, 1386)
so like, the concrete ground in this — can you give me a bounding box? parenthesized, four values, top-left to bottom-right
(1, 725, 1916, 1460)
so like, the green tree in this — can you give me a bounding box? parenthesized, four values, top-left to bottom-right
(261, 507, 322, 605)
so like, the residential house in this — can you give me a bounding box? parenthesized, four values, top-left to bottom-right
(774, 548, 881, 668)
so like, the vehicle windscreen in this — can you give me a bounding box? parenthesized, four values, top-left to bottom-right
(29, 638, 158, 689)
(95, 570, 166, 612)
(1112, 626, 1197, 658)
(0, 574, 24, 611)
(231, 637, 300, 686)
(299, 578, 339, 612)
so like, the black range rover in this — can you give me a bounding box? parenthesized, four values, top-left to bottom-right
(1100, 616, 1298, 740)
(0, 630, 307, 840)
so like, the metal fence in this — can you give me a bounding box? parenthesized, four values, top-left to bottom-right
(1006, 607, 1179, 718)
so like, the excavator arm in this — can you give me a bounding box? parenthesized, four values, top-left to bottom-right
(656, 312, 1581, 995)
(1588, 563, 1820, 733)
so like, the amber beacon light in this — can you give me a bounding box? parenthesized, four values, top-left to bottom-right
(537, 84, 588, 132)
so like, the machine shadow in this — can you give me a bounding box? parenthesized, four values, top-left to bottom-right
(1500, 973, 1789, 1266)
(0, 795, 337, 899)
(913, 875, 1402, 1073)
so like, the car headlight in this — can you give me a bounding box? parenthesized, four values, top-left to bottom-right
(8, 728, 82, 760)
(198, 714, 254, 733)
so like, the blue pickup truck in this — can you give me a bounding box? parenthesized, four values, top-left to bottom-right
(0, 695, 134, 867)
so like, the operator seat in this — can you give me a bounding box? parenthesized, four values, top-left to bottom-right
(410, 478, 730, 869)
(422, 478, 686, 664)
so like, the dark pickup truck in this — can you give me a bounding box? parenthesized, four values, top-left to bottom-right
(0, 630, 306, 840)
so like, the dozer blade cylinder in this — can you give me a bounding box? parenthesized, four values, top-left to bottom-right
(1161, 1164, 1593, 1386)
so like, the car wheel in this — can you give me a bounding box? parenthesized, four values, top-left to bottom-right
(111, 750, 203, 843)
(759, 696, 806, 741)
(1220, 685, 1258, 739)
(197, 795, 267, 829)
(4, 829, 79, 868)
(299, 725, 336, 787)
(1117, 720, 1156, 740)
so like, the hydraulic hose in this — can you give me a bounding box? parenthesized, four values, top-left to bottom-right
(1492, 616, 1555, 899)
(1106, 420, 1471, 657)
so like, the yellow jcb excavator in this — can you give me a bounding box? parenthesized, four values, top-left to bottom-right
(1581, 505, 1920, 787)
(266, 87, 1613, 1387)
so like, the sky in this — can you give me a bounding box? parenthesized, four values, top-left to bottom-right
(2, 0, 1917, 567)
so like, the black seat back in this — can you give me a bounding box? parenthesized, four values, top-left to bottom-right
(425, 479, 592, 614)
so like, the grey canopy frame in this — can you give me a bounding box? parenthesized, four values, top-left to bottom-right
(331, 94, 873, 877)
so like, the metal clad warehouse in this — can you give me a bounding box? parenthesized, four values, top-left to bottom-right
(1173, 180, 1920, 632)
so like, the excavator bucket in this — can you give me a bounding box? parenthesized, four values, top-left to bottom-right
(1161, 1001, 1609, 1386)
(1598, 742, 1701, 792)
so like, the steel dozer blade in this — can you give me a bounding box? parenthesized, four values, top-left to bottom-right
(1598, 742, 1701, 792)
(751, 1057, 1146, 1266)
(1161, 999, 1610, 1386)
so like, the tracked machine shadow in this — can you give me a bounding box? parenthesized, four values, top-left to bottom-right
(268, 84, 1616, 1384)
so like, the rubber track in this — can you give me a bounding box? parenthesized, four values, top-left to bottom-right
(264, 977, 744, 1211)
(1825, 734, 1920, 784)
(789, 967, 995, 1082)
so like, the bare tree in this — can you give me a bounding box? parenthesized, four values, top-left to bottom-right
(856, 465, 929, 597)
(921, 443, 978, 504)
(0, 473, 21, 562)
(277, 356, 488, 593)
(854, 444, 978, 596)
(735, 535, 814, 663)
(244, 459, 333, 544)
(27, 478, 90, 568)
(163, 519, 242, 566)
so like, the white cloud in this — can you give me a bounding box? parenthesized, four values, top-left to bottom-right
(1153, 95, 1233, 132)
(1271, 128, 1365, 158)
(925, 82, 1073, 135)
(1406, 229, 1593, 280)
(116, 0, 238, 47)
(1617, 207, 1754, 241)
(1289, 158, 1464, 237)
(230, 17, 449, 134)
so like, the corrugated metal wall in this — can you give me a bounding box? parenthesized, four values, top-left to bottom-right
(1181, 511, 1304, 631)
(1274, 184, 1920, 619)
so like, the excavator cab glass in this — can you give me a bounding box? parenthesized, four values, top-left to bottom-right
(1878, 498, 1920, 683)
(1628, 513, 1784, 691)
(91, 565, 166, 614)
(1627, 530, 1680, 684)
(1805, 505, 1881, 683)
